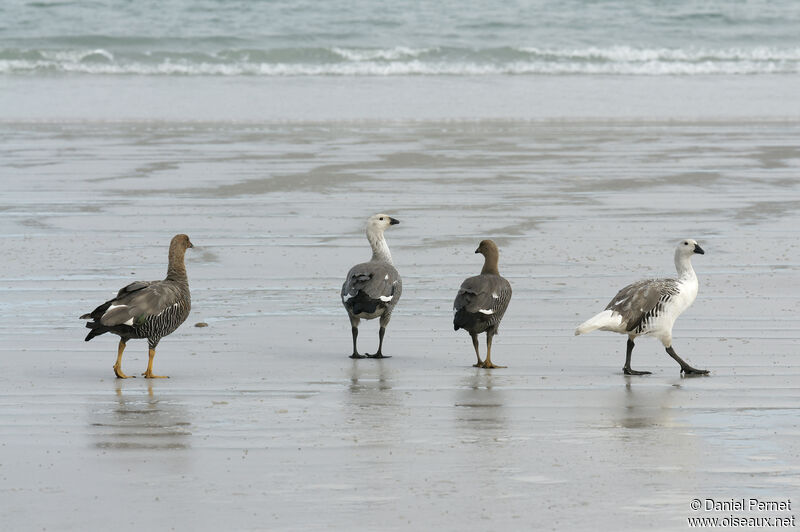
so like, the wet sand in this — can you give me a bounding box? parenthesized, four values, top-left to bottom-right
(4, 75, 800, 121)
(1, 120, 799, 530)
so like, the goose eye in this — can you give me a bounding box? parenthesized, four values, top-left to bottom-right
(379, 217, 384, 221)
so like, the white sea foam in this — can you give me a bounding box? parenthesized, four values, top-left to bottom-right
(520, 45, 800, 63)
(330, 46, 431, 61)
(2, 46, 800, 76)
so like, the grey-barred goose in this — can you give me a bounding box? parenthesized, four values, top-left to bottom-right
(575, 239, 709, 375)
(81, 234, 193, 378)
(453, 240, 512, 369)
(341, 214, 402, 359)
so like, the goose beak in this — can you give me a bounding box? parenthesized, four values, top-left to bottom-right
(389, 217, 400, 225)
(693, 244, 704, 254)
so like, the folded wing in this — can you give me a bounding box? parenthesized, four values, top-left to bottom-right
(342, 262, 401, 316)
(82, 280, 182, 327)
(605, 278, 679, 333)
(453, 275, 512, 332)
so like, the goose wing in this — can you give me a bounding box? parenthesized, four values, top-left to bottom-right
(605, 278, 679, 333)
(87, 280, 182, 327)
(455, 275, 511, 315)
(342, 261, 401, 306)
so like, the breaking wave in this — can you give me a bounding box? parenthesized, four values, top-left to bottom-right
(2, 45, 800, 76)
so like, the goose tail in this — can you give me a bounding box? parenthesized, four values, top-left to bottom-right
(575, 310, 621, 336)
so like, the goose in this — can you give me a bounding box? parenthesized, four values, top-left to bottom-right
(341, 214, 402, 359)
(575, 239, 709, 375)
(81, 234, 193, 378)
(453, 240, 512, 369)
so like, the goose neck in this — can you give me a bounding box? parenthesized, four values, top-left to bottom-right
(480, 252, 500, 275)
(166, 248, 189, 283)
(674, 252, 696, 280)
(368, 230, 393, 264)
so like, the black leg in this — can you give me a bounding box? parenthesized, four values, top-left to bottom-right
(470, 332, 483, 367)
(623, 338, 651, 375)
(366, 326, 391, 358)
(666, 346, 709, 375)
(349, 326, 365, 359)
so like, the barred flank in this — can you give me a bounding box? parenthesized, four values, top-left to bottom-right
(135, 298, 191, 350)
(632, 294, 669, 334)
(488, 288, 512, 327)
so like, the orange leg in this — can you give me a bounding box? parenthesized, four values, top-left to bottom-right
(113, 340, 134, 379)
(481, 333, 506, 369)
(470, 332, 483, 367)
(142, 348, 168, 379)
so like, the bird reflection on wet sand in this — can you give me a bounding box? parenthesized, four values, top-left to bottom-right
(90, 382, 192, 450)
(343, 360, 401, 447)
(455, 370, 508, 432)
(616, 380, 681, 430)
(348, 359, 393, 396)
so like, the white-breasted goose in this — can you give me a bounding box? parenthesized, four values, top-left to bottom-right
(575, 239, 709, 375)
(341, 214, 402, 359)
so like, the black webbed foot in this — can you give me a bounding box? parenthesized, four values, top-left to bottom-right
(623, 367, 652, 376)
(680, 366, 709, 375)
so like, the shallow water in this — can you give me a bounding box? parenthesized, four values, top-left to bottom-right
(1, 119, 799, 530)
(4, 0, 800, 75)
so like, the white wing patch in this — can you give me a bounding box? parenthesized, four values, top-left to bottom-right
(384, 274, 389, 280)
(492, 293, 499, 299)
(479, 309, 494, 315)
(103, 304, 128, 319)
(379, 295, 393, 302)
(104, 304, 134, 325)
(342, 293, 354, 302)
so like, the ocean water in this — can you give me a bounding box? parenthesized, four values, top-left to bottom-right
(2, 0, 800, 76)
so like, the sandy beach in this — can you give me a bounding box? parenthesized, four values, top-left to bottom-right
(1, 115, 799, 530)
